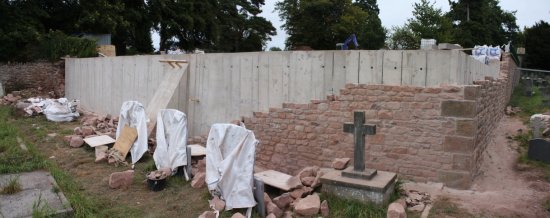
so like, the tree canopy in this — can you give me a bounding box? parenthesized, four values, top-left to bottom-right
(276, 0, 385, 50)
(524, 21, 550, 70)
(0, 0, 275, 61)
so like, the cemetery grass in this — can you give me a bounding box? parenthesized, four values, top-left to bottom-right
(0, 106, 212, 217)
(509, 83, 549, 118)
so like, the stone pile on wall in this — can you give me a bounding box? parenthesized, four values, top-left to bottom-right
(0, 61, 65, 97)
(245, 54, 519, 189)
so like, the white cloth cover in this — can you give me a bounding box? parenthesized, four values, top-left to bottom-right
(116, 101, 148, 164)
(206, 124, 258, 210)
(153, 109, 188, 171)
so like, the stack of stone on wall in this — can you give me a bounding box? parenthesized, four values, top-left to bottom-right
(246, 54, 519, 189)
(0, 61, 65, 97)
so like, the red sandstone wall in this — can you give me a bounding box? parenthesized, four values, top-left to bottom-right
(0, 61, 65, 97)
(245, 54, 519, 189)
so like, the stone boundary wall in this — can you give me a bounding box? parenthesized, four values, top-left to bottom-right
(0, 61, 65, 97)
(246, 54, 519, 189)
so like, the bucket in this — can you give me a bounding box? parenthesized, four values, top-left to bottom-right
(146, 171, 168, 191)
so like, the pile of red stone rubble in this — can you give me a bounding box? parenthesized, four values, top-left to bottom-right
(194, 158, 355, 218)
(63, 113, 119, 148)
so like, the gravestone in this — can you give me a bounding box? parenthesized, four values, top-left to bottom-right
(342, 111, 377, 179)
(528, 139, 550, 163)
(0, 82, 4, 97)
(320, 111, 396, 205)
(531, 115, 545, 138)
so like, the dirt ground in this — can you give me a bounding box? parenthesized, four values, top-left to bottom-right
(18, 116, 212, 217)
(404, 115, 550, 217)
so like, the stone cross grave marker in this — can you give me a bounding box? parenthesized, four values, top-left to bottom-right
(342, 111, 377, 180)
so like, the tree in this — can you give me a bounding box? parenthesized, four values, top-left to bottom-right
(276, 0, 376, 50)
(387, 26, 418, 49)
(387, 0, 453, 50)
(353, 0, 385, 49)
(408, 0, 453, 43)
(447, 0, 519, 48)
(524, 21, 550, 70)
(214, 0, 276, 52)
(112, 0, 153, 55)
(269, 47, 283, 51)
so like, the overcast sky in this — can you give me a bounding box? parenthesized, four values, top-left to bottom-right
(259, 0, 550, 49)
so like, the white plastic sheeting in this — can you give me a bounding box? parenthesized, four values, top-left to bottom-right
(153, 109, 188, 172)
(205, 124, 258, 210)
(116, 101, 148, 165)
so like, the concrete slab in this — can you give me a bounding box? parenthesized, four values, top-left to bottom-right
(0, 171, 73, 217)
(320, 169, 397, 205)
(84, 135, 115, 147)
(254, 170, 293, 191)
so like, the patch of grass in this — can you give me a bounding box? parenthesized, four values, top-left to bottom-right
(509, 83, 550, 117)
(321, 193, 386, 218)
(32, 193, 55, 218)
(1, 176, 22, 195)
(0, 106, 140, 217)
(513, 131, 550, 181)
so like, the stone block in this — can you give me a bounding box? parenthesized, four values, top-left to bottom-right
(437, 170, 471, 189)
(452, 154, 472, 171)
(109, 170, 134, 189)
(456, 119, 476, 136)
(443, 136, 474, 153)
(463, 85, 481, 100)
(441, 100, 476, 118)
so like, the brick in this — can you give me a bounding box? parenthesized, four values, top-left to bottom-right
(437, 170, 471, 189)
(443, 136, 474, 153)
(441, 100, 476, 118)
(452, 154, 472, 170)
(456, 119, 476, 136)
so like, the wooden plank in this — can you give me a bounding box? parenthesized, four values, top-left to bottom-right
(254, 170, 294, 191)
(382, 50, 403, 85)
(145, 63, 189, 134)
(402, 50, 427, 86)
(84, 135, 116, 147)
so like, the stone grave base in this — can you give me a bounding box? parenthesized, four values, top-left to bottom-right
(320, 169, 397, 205)
(0, 171, 73, 217)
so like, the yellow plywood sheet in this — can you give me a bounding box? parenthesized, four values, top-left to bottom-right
(112, 125, 137, 159)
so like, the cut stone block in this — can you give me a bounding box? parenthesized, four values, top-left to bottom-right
(320, 169, 397, 205)
(441, 100, 476, 118)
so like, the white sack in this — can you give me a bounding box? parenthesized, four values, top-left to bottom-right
(43, 98, 79, 122)
(205, 124, 258, 210)
(153, 109, 188, 171)
(116, 101, 148, 164)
